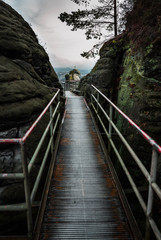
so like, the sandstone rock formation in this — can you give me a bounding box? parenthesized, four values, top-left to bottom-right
(0, 1, 63, 233)
(79, 0, 161, 233)
(0, 1, 62, 131)
(79, 0, 161, 153)
(79, 0, 161, 187)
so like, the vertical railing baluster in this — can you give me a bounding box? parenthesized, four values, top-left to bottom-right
(21, 142, 33, 239)
(57, 92, 61, 142)
(109, 104, 113, 138)
(96, 91, 99, 114)
(90, 86, 93, 106)
(96, 91, 100, 126)
(145, 147, 158, 240)
(58, 92, 61, 127)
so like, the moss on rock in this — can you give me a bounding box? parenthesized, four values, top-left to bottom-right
(0, 2, 64, 233)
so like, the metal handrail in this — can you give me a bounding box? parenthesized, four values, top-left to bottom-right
(0, 89, 62, 239)
(90, 85, 161, 240)
(0, 89, 60, 144)
(91, 85, 161, 153)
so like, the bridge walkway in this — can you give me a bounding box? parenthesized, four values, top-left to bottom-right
(39, 91, 133, 239)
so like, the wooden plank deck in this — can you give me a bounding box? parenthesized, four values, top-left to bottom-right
(39, 91, 133, 240)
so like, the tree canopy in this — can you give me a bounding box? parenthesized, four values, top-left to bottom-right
(59, 0, 134, 58)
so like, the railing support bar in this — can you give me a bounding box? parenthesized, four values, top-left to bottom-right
(22, 90, 60, 142)
(90, 85, 161, 240)
(145, 148, 158, 240)
(28, 101, 60, 173)
(50, 105, 54, 155)
(96, 92, 99, 114)
(149, 218, 161, 240)
(92, 103, 147, 212)
(90, 87, 93, 106)
(91, 93, 150, 181)
(0, 173, 24, 179)
(147, 148, 158, 215)
(91, 85, 161, 153)
(31, 114, 60, 203)
(108, 104, 113, 154)
(21, 143, 33, 239)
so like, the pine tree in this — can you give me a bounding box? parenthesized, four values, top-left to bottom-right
(59, 0, 134, 58)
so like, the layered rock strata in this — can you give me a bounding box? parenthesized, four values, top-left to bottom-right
(0, 1, 63, 233)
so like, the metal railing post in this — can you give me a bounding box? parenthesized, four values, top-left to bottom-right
(56, 92, 61, 141)
(21, 142, 33, 239)
(96, 91, 99, 114)
(145, 148, 158, 240)
(108, 104, 113, 154)
(57, 92, 60, 112)
(96, 91, 100, 126)
(90, 85, 161, 240)
(90, 86, 93, 105)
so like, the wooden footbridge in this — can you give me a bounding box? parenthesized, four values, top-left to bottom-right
(0, 87, 161, 240)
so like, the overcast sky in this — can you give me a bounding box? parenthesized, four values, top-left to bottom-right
(4, 0, 101, 70)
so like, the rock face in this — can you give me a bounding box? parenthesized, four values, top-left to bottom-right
(79, 0, 161, 179)
(0, 1, 63, 232)
(79, 0, 161, 232)
(0, 1, 62, 131)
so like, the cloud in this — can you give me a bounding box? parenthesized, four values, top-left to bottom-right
(4, 0, 98, 70)
(50, 53, 97, 69)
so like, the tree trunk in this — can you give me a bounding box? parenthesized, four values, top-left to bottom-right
(114, 0, 117, 36)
